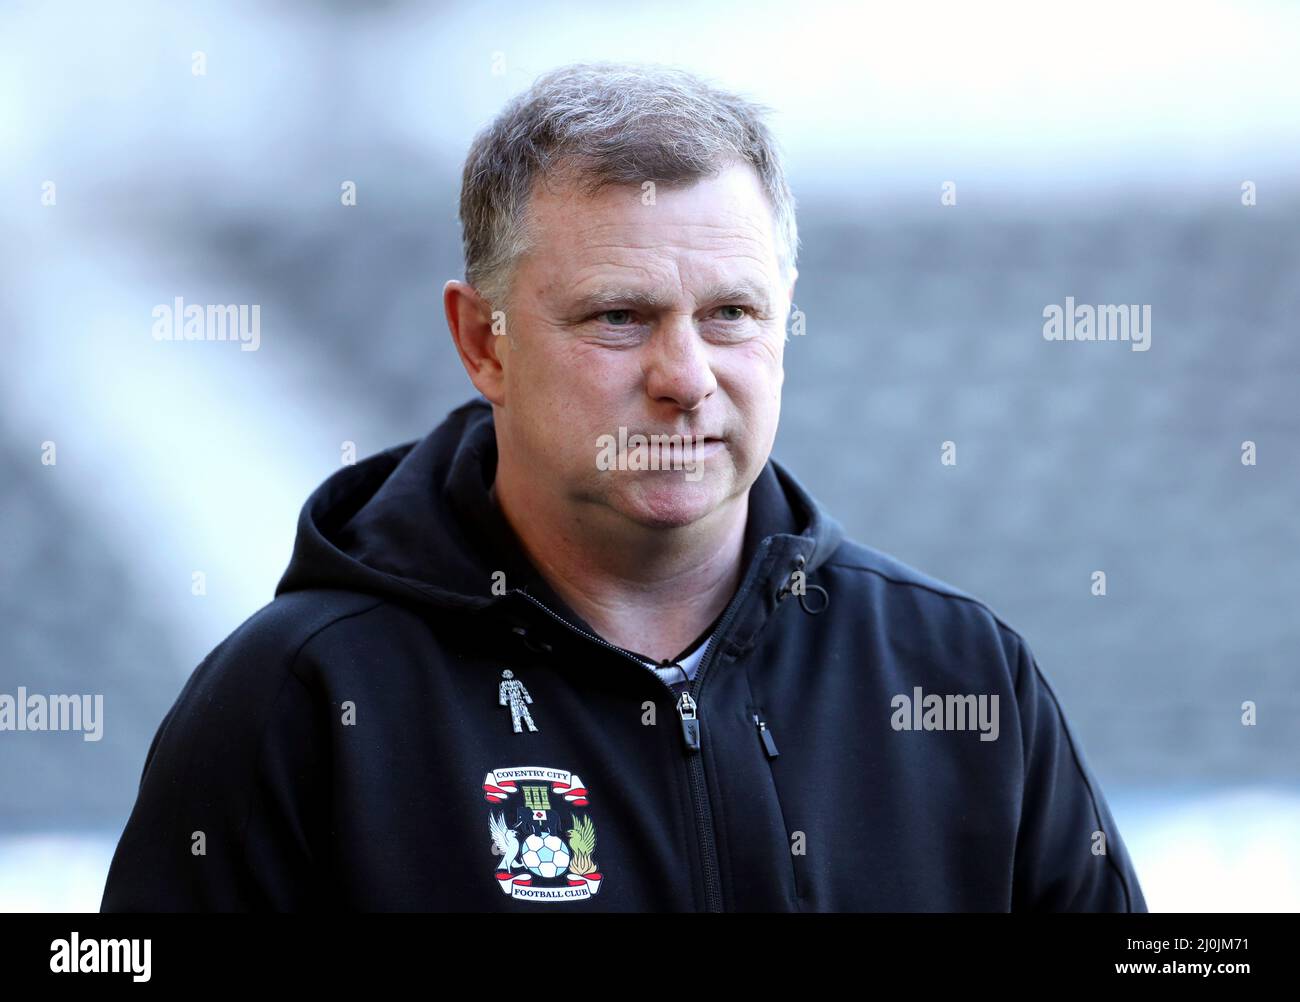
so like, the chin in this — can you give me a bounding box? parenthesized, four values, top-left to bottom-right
(615, 476, 729, 530)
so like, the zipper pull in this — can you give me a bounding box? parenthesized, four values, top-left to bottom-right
(753, 713, 779, 758)
(677, 691, 701, 751)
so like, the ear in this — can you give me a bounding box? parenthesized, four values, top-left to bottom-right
(444, 279, 508, 405)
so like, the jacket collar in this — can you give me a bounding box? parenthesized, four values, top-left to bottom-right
(276, 397, 843, 635)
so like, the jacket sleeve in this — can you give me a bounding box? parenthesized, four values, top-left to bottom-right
(100, 628, 329, 912)
(1006, 631, 1148, 912)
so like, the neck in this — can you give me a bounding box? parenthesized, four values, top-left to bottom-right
(491, 466, 748, 663)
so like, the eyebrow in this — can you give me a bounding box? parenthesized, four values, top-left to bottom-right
(567, 279, 774, 316)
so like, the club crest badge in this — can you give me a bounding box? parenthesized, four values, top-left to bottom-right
(483, 765, 604, 902)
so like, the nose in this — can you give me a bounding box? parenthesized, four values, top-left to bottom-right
(642, 316, 718, 410)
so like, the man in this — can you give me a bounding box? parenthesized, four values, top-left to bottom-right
(101, 62, 1147, 911)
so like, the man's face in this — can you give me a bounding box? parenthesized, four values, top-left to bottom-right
(492, 161, 794, 531)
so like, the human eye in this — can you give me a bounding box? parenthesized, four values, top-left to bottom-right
(703, 305, 761, 334)
(598, 309, 636, 326)
(581, 308, 648, 345)
(581, 308, 645, 330)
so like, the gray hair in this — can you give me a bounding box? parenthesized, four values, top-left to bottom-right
(457, 61, 799, 312)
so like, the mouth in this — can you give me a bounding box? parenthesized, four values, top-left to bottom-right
(656, 437, 725, 462)
(625, 432, 724, 446)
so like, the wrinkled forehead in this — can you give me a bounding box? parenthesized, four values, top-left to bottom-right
(520, 163, 784, 302)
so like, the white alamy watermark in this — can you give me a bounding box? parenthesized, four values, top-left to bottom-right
(50, 933, 150, 982)
(1043, 297, 1150, 352)
(890, 686, 999, 741)
(0, 687, 103, 741)
(151, 297, 261, 351)
(595, 427, 707, 482)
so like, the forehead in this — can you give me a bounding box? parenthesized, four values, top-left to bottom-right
(520, 162, 781, 297)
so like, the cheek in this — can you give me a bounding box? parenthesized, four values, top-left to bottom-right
(514, 340, 633, 456)
(734, 327, 784, 370)
(728, 340, 785, 406)
(509, 332, 612, 414)
(762, 334, 786, 375)
(565, 344, 650, 417)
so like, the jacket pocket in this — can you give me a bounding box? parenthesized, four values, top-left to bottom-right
(746, 702, 803, 906)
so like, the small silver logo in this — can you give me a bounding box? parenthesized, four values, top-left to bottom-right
(499, 669, 538, 733)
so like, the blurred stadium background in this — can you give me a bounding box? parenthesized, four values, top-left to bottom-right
(1, 0, 1298, 910)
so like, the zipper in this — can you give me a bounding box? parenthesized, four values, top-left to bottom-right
(671, 598, 743, 912)
(514, 590, 705, 752)
(753, 713, 779, 758)
(512, 563, 766, 914)
(677, 691, 701, 749)
(513, 589, 685, 706)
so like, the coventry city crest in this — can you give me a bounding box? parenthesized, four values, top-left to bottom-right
(483, 765, 604, 902)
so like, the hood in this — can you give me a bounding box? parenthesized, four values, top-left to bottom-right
(275, 397, 844, 617)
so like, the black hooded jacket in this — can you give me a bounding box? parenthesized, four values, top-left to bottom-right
(101, 397, 1147, 911)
